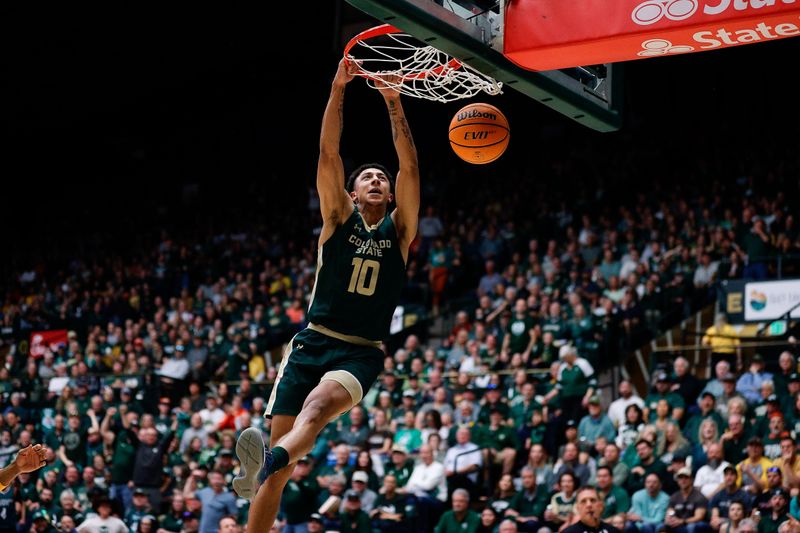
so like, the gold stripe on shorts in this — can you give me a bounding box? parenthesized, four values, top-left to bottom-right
(308, 323, 381, 349)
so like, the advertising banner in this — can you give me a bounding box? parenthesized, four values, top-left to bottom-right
(744, 279, 800, 321)
(504, 0, 800, 70)
(29, 329, 69, 359)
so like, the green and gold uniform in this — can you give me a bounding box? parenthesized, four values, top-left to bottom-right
(266, 207, 405, 417)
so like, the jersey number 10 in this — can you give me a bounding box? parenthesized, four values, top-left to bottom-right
(348, 258, 380, 296)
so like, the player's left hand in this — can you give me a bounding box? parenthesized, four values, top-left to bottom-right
(375, 74, 402, 99)
(14, 444, 48, 474)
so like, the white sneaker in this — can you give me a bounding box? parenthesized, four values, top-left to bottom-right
(233, 427, 270, 500)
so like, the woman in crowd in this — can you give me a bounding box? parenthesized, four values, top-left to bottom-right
(488, 474, 517, 516)
(544, 471, 578, 532)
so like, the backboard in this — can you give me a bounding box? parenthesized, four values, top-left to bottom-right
(345, 0, 624, 132)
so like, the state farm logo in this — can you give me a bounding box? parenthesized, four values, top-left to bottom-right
(632, 0, 698, 25)
(632, 0, 797, 25)
(637, 38, 695, 55)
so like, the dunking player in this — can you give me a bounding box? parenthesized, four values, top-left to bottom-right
(233, 58, 419, 531)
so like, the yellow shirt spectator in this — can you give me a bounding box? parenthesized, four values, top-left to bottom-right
(702, 317, 740, 354)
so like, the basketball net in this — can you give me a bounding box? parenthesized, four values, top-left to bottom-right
(345, 25, 503, 103)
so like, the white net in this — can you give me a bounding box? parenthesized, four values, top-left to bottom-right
(346, 30, 503, 103)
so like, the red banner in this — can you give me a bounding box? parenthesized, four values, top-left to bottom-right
(29, 330, 68, 359)
(504, 0, 800, 71)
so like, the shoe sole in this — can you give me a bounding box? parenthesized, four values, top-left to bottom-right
(233, 427, 264, 500)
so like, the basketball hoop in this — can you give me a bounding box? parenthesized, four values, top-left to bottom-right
(344, 24, 503, 103)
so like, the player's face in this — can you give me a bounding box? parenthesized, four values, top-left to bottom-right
(352, 169, 392, 207)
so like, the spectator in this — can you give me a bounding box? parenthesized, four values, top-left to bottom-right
(694, 443, 731, 499)
(344, 471, 377, 514)
(684, 394, 725, 448)
(736, 355, 772, 406)
(617, 404, 646, 453)
(217, 516, 240, 533)
(184, 470, 237, 533)
(544, 471, 579, 532)
(484, 408, 519, 476)
(338, 405, 369, 451)
(281, 457, 318, 533)
(578, 396, 616, 445)
(385, 444, 414, 488)
(198, 397, 225, 434)
(757, 488, 790, 533)
(721, 414, 751, 466)
(628, 473, 670, 533)
(369, 474, 407, 533)
(737, 437, 772, 496)
(772, 436, 800, 491)
(608, 381, 645, 429)
(434, 489, 479, 533)
(596, 466, 630, 521)
(718, 503, 748, 533)
(132, 426, 175, 509)
(602, 443, 631, 489)
(644, 372, 686, 424)
(702, 361, 732, 404)
(671, 357, 704, 411)
(543, 345, 596, 425)
(666, 466, 710, 533)
(77, 498, 129, 533)
(404, 444, 447, 532)
(179, 415, 208, 455)
(478, 508, 500, 533)
(444, 427, 482, 499)
(627, 438, 668, 495)
(339, 492, 371, 533)
(505, 466, 548, 533)
(752, 467, 786, 517)
(553, 442, 591, 488)
(709, 466, 752, 530)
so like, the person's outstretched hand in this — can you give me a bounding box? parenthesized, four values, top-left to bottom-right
(14, 444, 48, 474)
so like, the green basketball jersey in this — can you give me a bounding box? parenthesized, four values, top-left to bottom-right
(307, 207, 405, 342)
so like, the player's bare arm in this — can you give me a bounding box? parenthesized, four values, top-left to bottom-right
(317, 58, 359, 245)
(379, 78, 420, 262)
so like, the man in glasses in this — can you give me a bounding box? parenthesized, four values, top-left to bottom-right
(753, 467, 785, 517)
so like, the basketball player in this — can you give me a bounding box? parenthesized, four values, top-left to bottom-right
(233, 58, 419, 532)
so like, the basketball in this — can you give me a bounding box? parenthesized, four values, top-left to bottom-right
(448, 102, 510, 164)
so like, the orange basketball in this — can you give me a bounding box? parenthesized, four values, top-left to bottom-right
(448, 103, 510, 164)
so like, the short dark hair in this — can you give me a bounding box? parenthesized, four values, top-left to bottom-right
(576, 486, 600, 500)
(596, 466, 613, 477)
(346, 163, 395, 194)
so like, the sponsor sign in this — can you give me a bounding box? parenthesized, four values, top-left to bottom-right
(504, 0, 800, 70)
(744, 279, 800, 321)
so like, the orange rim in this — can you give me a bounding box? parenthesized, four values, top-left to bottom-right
(343, 24, 463, 82)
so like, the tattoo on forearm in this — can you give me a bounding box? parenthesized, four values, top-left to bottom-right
(337, 89, 344, 137)
(387, 100, 414, 148)
(388, 100, 399, 141)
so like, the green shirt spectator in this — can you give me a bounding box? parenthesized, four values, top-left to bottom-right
(281, 469, 319, 526)
(435, 489, 480, 533)
(509, 383, 542, 428)
(503, 303, 536, 355)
